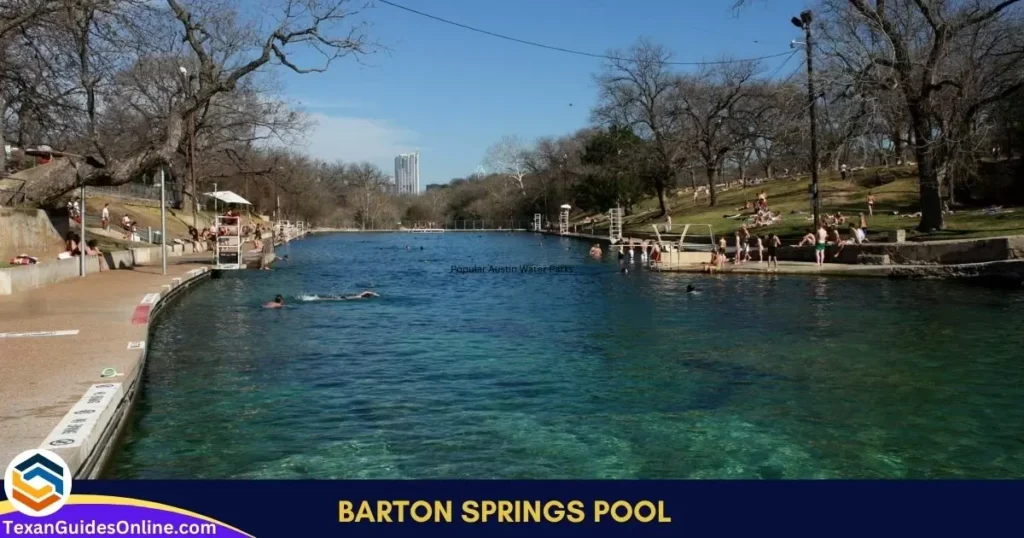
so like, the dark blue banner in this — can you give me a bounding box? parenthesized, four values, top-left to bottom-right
(3, 480, 1022, 537)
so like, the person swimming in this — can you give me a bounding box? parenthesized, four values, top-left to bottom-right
(313, 291, 380, 301)
(686, 284, 697, 294)
(264, 295, 284, 308)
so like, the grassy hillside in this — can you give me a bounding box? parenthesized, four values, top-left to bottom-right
(574, 166, 1024, 242)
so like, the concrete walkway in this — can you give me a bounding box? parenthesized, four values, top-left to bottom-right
(654, 260, 890, 277)
(0, 257, 211, 474)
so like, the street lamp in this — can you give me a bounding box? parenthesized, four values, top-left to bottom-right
(792, 10, 821, 229)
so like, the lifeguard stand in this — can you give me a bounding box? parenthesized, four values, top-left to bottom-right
(214, 215, 242, 270)
(533, 213, 542, 232)
(609, 207, 623, 243)
(558, 204, 571, 235)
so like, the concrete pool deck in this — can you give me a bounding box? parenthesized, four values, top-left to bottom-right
(550, 231, 1024, 283)
(0, 256, 212, 476)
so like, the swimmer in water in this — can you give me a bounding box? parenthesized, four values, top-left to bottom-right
(264, 295, 284, 308)
(317, 291, 379, 301)
(686, 284, 697, 294)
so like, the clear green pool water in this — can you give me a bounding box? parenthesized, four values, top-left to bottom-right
(108, 233, 1024, 478)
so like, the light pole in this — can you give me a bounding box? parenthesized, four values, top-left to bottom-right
(792, 10, 820, 229)
(79, 184, 86, 277)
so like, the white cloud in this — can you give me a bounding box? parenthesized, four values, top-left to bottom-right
(304, 113, 420, 172)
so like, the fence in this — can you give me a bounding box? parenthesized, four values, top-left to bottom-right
(89, 183, 183, 207)
(440, 220, 532, 230)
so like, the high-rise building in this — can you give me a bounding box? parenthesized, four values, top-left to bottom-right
(394, 152, 420, 195)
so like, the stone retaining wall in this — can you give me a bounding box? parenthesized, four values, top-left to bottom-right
(0, 242, 211, 295)
(777, 236, 1024, 265)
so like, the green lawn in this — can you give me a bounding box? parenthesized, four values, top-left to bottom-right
(577, 166, 1024, 242)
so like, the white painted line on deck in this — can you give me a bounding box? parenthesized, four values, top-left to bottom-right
(140, 293, 160, 305)
(0, 330, 79, 339)
(41, 383, 124, 451)
(127, 341, 145, 350)
(161, 284, 171, 291)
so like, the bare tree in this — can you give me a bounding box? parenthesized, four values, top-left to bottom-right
(820, 0, 1024, 230)
(483, 134, 529, 196)
(674, 61, 761, 206)
(1, 0, 373, 206)
(593, 39, 686, 217)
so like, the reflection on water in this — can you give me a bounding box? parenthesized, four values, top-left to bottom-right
(109, 233, 1024, 478)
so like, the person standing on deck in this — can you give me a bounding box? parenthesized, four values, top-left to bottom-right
(767, 233, 781, 271)
(734, 232, 743, 264)
(815, 225, 828, 267)
(101, 203, 110, 230)
(739, 224, 751, 262)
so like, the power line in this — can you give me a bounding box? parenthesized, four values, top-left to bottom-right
(378, 0, 795, 66)
(765, 50, 799, 80)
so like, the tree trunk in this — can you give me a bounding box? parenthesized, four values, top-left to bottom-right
(912, 145, 944, 232)
(0, 96, 6, 176)
(8, 111, 186, 206)
(654, 177, 667, 217)
(892, 132, 904, 166)
(706, 167, 718, 207)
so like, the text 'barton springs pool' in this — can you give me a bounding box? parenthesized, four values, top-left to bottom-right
(109, 233, 1024, 479)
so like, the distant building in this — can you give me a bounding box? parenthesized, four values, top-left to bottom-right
(394, 152, 420, 195)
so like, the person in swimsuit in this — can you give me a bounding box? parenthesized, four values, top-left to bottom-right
(314, 291, 380, 301)
(815, 225, 828, 266)
(767, 233, 781, 271)
(739, 224, 751, 261)
(830, 226, 848, 258)
(798, 229, 816, 247)
(755, 235, 764, 263)
(264, 295, 284, 308)
(867, 192, 875, 216)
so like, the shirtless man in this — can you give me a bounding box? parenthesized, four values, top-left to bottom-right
(264, 295, 284, 308)
(816, 225, 828, 266)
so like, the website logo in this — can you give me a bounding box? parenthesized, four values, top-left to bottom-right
(4, 449, 72, 517)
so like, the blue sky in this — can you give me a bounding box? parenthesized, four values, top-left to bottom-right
(277, 0, 812, 186)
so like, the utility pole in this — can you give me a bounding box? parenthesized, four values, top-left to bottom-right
(793, 10, 820, 229)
